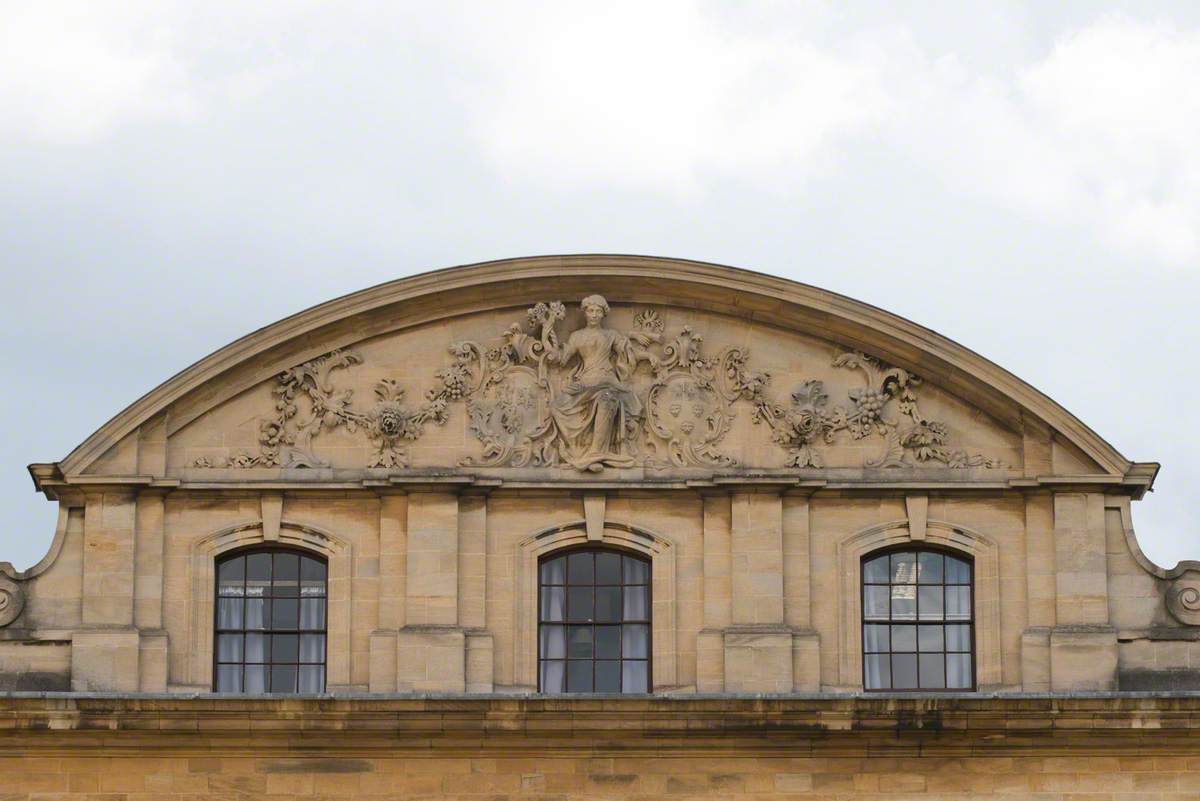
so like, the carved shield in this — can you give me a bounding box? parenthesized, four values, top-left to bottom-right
(462, 367, 551, 467)
(647, 374, 734, 468)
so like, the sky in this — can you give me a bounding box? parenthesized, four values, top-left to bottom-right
(1, 0, 1198, 570)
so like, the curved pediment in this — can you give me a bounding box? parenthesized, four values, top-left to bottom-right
(38, 256, 1154, 493)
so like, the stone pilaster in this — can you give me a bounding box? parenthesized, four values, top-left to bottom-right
(369, 492, 407, 693)
(460, 493, 493, 692)
(724, 491, 793, 693)
(1049, 492, 1117, 691)
(784, 493, 820, 692)
(697, 492, 731, 692)
(73, 491, 142, 692)
(395, 491, 467, 692)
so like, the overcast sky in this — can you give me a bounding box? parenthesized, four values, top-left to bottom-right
(1, 1, 1198, 570)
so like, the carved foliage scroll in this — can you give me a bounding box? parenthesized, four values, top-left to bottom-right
(1168, 573, 1200, 626)
(194, 299, 1001, 472)
(0, 576, 24, 628)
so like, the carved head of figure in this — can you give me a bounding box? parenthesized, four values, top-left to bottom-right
(580, 294, 610, 328)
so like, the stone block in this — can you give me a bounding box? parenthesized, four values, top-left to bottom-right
(791, 629, 820, 692)
(723, 627, 792, 693)
(1020, 627, 1051, 691)
(138, 631, 168, 692)
(368, 630, 397, 693)
(71, 628, 140, 692)
(465, 631, 494, 692)
(1050, 625, 1117, 692)
(396, 626, 465, 692)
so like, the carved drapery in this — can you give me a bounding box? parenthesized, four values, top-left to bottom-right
(194, 297, 1001, 472)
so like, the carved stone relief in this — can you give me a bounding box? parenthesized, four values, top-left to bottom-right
(0, 576, 25, 627)
(194, 297, 1001, 472)
(1167, 573, 1200, 626)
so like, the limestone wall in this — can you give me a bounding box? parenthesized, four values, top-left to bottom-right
(2, 482, 1197, 694)
(4, 260, 1195, 695)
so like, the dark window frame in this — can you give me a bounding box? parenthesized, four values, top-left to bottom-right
(860, 544, 976, 692)
(537, 544, 652, 694)
(212, 545, 328, 694)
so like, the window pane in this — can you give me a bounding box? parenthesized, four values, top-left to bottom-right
(300, 557, 326, 596)
(863, 586, 889, 620)
(919, 653, 946, 688)
(891, 552, 917, 584)
(568, 552, 593, 584)
(595, 661, 620, 693)
(246, 552, 272, 594)
(891, 625, 916, 652)
(918, 625, 944, 652)
(947, 653, 972, 688)
(891, 653, 918, 689)
(540, 587, 565, 622)
(595, 587, 621, 622)
(567, 587, 593, 621)
(946, 556, 970, 584)
(244, 665, 267, 693)
(918, 586, 944, 620)
(863, 624, 889, 653)
(567, 626, 593, 658)
(245, 633, 267, 663)
(623, 587, 648, 620)
(272, 634, 299, 663)
(218, 557, 245, 596)
(890, 585, 916, 620)
(540, 556, 565, 585)
(217, 598, 243, 629)
(946, 587, 971, 620)
(863, 555, 890, 583)
(299, 599, 326, 630)
(622, 556, 649, 585)
(299, 634, 324, 663)
(217, 634, 242, 662)
(216, 665, 242, 693)
(245, 599, 266, 629)
(566, 660, 592, 693)
(917, 552, 943, 584)
(622, 661, 648, 693)
(595, 552, 622, 584)
(622, 624, 648, 659)
(298, 665, 324, 693)
(272, 598, 298, 629)
(273, 553, 300, 596)
(540, 626, 565, 659)
(864, 654, 890, 690)
(946, 624, 971, 652)
(540, 660, 565, 693)
(595, 626, 620, 659)
(271, 665, 297, 693)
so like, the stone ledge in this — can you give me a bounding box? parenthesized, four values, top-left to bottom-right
(0, 694, 1199, 757)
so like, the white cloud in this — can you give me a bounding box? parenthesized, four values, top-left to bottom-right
(0, 3, 197, 142)
(912, 15, 1200, 266)
(446, 5, 1200, 263)
(448, 1, 892, 195)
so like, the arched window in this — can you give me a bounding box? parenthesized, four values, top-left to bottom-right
(538, 547, 650, 693)
(862, 547, 974, 690)
(214, 548, 327, 693)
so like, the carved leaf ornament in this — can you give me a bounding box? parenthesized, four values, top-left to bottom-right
(195, 298, 1000, 472)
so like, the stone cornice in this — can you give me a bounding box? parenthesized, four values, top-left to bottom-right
(28, 470, 1155, 499)
(1, 695, 1199, 757)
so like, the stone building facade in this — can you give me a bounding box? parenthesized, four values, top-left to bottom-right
(2, 256, 1199, 798)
